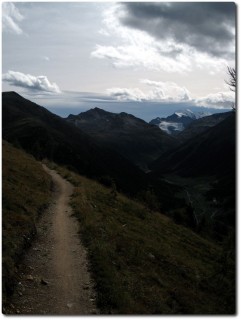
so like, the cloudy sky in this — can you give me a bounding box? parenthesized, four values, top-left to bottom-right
(2, 2, 236, 120)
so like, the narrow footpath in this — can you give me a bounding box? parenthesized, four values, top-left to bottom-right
(7, 165, 98, 315)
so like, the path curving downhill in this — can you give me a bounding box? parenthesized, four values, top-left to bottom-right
(7, 165, 98, 315)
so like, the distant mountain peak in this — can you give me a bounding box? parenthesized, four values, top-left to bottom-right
(92, 107, 105, 112)
(150, 109, 212, 135)
(174, 109, 195, 119)
(68, 108, 146, 125)
(69, 107, 111, 119)
(66, 107, 178, 170)
(86, 107, 109, 114)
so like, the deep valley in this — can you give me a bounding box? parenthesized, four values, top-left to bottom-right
(2, 91, 236, 314)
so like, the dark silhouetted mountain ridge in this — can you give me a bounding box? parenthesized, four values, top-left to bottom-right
(66, 107, 178, 170)
(2, 92, 146, 195)
(177, 111, 232, 142)
(150, 112, 235, 178)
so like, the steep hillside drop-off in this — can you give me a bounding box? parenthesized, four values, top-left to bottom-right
(150, 113, 236, 239)
(66, 108, 178, 170)
(150, 112, 235, 178)
(2, 141, 52, 303)
(2, 142, 235, 314)
(53, 165, 235, 314)
(177, 112, 232, 142)
(2, 92, 145, 196)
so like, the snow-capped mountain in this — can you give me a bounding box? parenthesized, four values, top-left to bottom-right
(149, 109, 211, 135)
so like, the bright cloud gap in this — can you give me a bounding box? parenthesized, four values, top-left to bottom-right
(91, 3, 235, 74)
(119, 2, 235, 59)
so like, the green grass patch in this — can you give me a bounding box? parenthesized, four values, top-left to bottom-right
(2, 141, 52, 303)
(55, 165, 235, 314)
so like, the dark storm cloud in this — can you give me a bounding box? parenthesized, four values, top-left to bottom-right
(119, 2, 236, 57)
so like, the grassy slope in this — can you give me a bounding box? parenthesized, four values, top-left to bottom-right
(54, 165, 235, 314)
(2, 141, 52, 302)
(2, 141, 235, 314)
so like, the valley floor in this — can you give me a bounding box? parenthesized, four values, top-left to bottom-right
(5, 165, 98, 315)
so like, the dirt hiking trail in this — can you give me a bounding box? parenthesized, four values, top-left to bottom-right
(7, 165, 98, 315)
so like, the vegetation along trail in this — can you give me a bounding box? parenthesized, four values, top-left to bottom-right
(7, 165, 98, 315)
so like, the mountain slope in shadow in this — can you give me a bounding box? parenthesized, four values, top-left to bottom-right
(2, 92, 145, 195)
(150, 112, 236, 239)
(66, 108, 178, 170)
(177, 112, 232, 142)
(150, 112, 235, 178)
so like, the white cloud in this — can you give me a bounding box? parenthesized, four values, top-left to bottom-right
(92, 43, 192, 73)
(107, 80, 191, 102)
(91, 4, 231, 74)
(106, 79, 234, 109)
(106, 87, 146, 102)
(91, 5, 191, 73)
(2, 70, 61, 94)
(195, 91, 235, 108)
(2, 2, 24, 35)
(141, 79, 191, 101)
